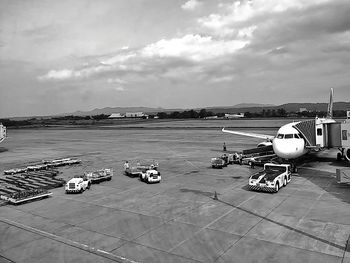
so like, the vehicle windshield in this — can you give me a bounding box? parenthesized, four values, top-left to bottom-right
(284, 134, 293, 139)
(277, 134, 284, 139)
(265, 165, 286, 173)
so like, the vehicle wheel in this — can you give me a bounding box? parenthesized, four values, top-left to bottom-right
(337, 152, 342, 161)
(283, 177, 287, 186)
(274, 182, 279, 193)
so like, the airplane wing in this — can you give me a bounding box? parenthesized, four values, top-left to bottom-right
(222, 128, 274, 140)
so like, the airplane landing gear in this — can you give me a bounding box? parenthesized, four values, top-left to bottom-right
(337, 148, 344, 161)
(290, 162, 298, 173)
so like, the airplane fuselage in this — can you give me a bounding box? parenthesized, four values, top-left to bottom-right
(272, 122, 308, 160)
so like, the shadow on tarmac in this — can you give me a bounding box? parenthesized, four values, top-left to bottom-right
(180, 188, 214, 197)
(215, 198, 347, 252)
(0, 147, 8, 153)
(181, 186, 347, 252)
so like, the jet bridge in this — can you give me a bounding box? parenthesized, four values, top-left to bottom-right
(293, 120, 316, 147)
(293, 118, 343, 149)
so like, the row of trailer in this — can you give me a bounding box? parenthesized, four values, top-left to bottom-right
(0, 169, 65, 204)
(124, 161, 161, 183)
(3, 158, 81, 175)
(211, 145, 278, 169)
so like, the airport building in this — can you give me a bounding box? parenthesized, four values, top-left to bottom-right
(125, 112, 148, 118)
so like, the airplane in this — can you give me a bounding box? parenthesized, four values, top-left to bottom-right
(222, 88, 350, 172)
(0, 123, 6, 144)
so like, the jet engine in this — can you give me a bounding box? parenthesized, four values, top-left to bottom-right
(257, 141, 273, 147)
(345, 148, 350, 162)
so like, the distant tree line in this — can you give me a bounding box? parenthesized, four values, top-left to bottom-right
(51, 114, 110, 121)
(156, 109, 216, 119)
(1, 109, 348, 127)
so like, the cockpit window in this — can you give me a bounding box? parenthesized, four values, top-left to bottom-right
(277, 134, 284, 139)
(294, 134, 300, 139)
(284, 134, 293, 139)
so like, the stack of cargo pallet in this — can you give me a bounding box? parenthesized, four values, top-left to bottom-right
(0, 169, 65, 205)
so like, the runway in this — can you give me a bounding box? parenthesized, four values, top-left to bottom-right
(0, 121, 349, 263)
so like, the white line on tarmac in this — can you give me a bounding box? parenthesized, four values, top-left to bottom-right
(0, 217, 139, 263)
(167, 193, 257, 253)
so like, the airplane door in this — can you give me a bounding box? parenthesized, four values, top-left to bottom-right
(315, 123, 324, 148)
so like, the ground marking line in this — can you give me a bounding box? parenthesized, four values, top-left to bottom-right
(214, 195, 346, 252)
(341, 234, 350, 263)
(122, 174, 249, 257)
(0, 253, 16, 263)
(164, 145, 201, 170)
(0, 217, 139, 263)
(213, 187, 299, 262)
(167, 193, 257, 253)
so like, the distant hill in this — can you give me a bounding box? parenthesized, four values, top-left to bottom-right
(68, 104, 275, 116)
(207, 102, 350, 114)
(70, 107, 182, 116)
(61, 102, 350, 117)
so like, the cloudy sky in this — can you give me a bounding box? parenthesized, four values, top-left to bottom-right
(1, 0, 350, 117)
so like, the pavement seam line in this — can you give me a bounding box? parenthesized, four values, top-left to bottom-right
(341, 234, 350, 263)
(0, 217, 138, 263)
(0, 253, 16, 263)
(111, 240, 203, 263)
(213, 187, 299, 262)
(167, 193, 257, 253)
(1, 205, 128, 242)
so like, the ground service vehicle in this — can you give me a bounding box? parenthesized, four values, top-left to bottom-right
(221, 154, 234, 165)
(140, 169, 161, 183)
(211, 157, 225, 168)
(248, 163, 291, 193)
(65, 177, 91, 193)
(124, 166, 143, 177)
(124, 161, 159, 177)
(85, 168, 113, 183)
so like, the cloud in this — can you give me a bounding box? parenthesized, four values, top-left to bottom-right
(37, 0, 350, 109)
(38, 34, 248, 81)
(107, 78, 127, 84)
(141, 34, 247, 61)
(38, 69, 74, 80)
(115, 86, 125, 91)
(181, 0, 202, 11)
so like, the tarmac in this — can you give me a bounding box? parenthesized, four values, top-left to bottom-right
(0, 124, 349, 263)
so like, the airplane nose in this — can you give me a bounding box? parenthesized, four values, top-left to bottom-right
(273, 139, 292, 159)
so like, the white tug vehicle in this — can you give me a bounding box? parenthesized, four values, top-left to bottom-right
(248, 163, 291, 193)
(140, 168, 161, 184)
(65, 176, 91, 193)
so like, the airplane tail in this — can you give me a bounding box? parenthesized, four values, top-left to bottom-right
(326, 88, 334, 119)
